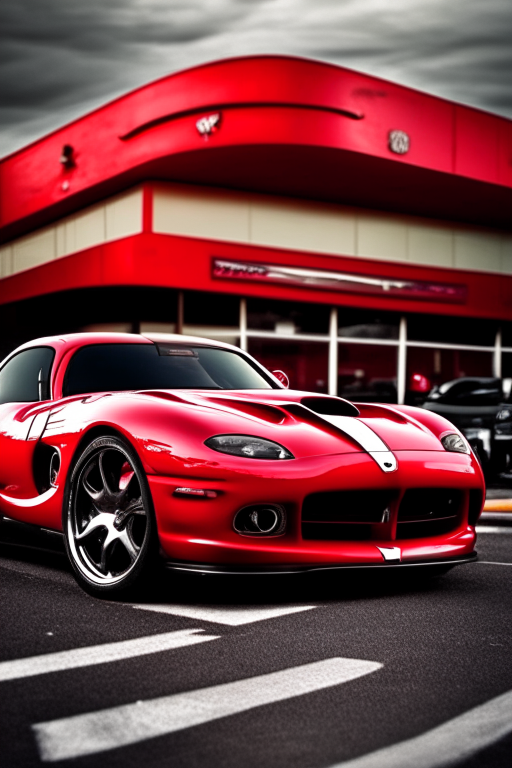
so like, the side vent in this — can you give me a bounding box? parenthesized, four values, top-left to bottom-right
(33, 442, 61, 494)
(300, 396, 359, 417)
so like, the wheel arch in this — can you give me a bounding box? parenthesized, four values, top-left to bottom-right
(61, 423, 153, 528)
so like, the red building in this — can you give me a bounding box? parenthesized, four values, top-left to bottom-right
(1, 55, 511, 402)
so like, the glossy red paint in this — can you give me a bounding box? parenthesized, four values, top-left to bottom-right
(0, 333, 483, 580)
(1, 55, 511, 244)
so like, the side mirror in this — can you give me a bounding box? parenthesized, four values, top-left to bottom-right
(272, 370, 290, 388)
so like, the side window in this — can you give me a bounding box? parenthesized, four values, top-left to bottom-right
(0, 347, 55, 405)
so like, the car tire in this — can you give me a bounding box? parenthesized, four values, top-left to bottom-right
(63, 435, 159, 598)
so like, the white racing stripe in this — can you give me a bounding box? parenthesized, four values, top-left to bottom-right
(314, 414, 397, 473)
(132, 603, 316, 625)
(0, 629, 219, 682)
(329, 688, 512, 768)
(33, 657, 382, 761)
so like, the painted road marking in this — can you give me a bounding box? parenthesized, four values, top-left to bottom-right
(0, 629, 219, 683)
(33, 657, 382, 761)
(476, 561, 512, 567)
(329, 687, 512, 768)
(133, 603, 317, 625)
(480, 511, 512, 522)
(476, 525, 512, 534)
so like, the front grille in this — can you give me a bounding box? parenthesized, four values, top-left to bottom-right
(396, 488, 462, 539)
(468, 489, 484, 526)
(302, 490, 395, 541)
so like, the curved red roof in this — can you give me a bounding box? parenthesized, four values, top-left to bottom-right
(1, 54, 511, 241)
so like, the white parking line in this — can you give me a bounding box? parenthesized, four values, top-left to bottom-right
(480, 511, 512, 523)
(0, 629, 219, 683)
(33, 656, 382, 762)
(328, 687, 512, 768)
(476, 525, 512, 534)
(132, 603, 317, 625)
(477, 561, 512, 567)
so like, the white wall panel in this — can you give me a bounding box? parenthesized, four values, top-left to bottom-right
(0, 245, 13, 277)
(454, 231, 501, 272)
(74, 205, 106, 253)
(408, 223, 453, 267)
(501, 236, 512, 274)
(153, 186, 250, 243)
(12, 228, 55, 273)
(250, 198, 356, 255)
(357, 214, 408, 261)
(55, 223, 67, 259)
(106, 188, 143, 241)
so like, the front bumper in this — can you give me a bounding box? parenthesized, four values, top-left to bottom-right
(148, 448, 483, 567)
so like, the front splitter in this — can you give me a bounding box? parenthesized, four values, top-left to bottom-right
(164, 552, 477, 575)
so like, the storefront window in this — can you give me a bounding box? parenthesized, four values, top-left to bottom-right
(502, 323, 512, 348)
(78, 287, 179, 335)
(408, 313, 497, 346)
(406, 347, 494, 396)
(502, 353, 512, 379)
(338, 343, 398, 403)
(247, 299, 329, 335)
(338, 308, 399, 340)
(183, 291, 239, 344)
(248, 339, 328, 393)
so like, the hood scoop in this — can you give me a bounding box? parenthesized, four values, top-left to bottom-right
(300, 396, 359, 417)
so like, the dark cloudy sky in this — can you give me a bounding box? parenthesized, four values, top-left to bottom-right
(2, 0, 512, 158)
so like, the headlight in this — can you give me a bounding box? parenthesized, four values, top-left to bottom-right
(205, 435, 294, 460)
(441, 433, 469, 454)
(497, 408, 511, 421)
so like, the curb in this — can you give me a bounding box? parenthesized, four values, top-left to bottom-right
(483, 499, 512, 512)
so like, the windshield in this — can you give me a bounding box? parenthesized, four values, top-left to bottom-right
(63, 343, 275, 396)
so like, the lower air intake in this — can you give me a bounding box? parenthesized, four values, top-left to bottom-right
(396, 488, 462, 539)
(301, 490, 396, 541)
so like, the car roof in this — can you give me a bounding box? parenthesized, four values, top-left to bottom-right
(1, 332, 261, 401)
(9, 332, 240, 355)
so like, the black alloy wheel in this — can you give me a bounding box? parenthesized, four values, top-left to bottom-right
(64, 436, 157, 596)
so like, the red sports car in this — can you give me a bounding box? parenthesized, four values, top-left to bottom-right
(0, 332, 483, 596)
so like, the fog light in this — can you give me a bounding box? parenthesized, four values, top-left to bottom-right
(234, 504, 286, 536)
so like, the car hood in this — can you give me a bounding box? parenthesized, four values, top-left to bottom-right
(137, 388, 444, 459)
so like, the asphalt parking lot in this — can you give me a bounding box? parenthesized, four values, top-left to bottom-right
(1, 493, 511, 768)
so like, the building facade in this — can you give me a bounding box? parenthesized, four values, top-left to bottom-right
(1, 55, 511, 402)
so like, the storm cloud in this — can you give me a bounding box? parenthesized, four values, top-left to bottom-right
(1, 0, 512, 157)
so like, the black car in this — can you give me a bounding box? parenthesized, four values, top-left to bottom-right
(494, 386, 512, 474)
(422, 377, 505, 474)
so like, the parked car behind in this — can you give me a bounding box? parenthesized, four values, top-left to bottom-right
(493, 386, 512, 474)
(422, 377, 509, 474)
